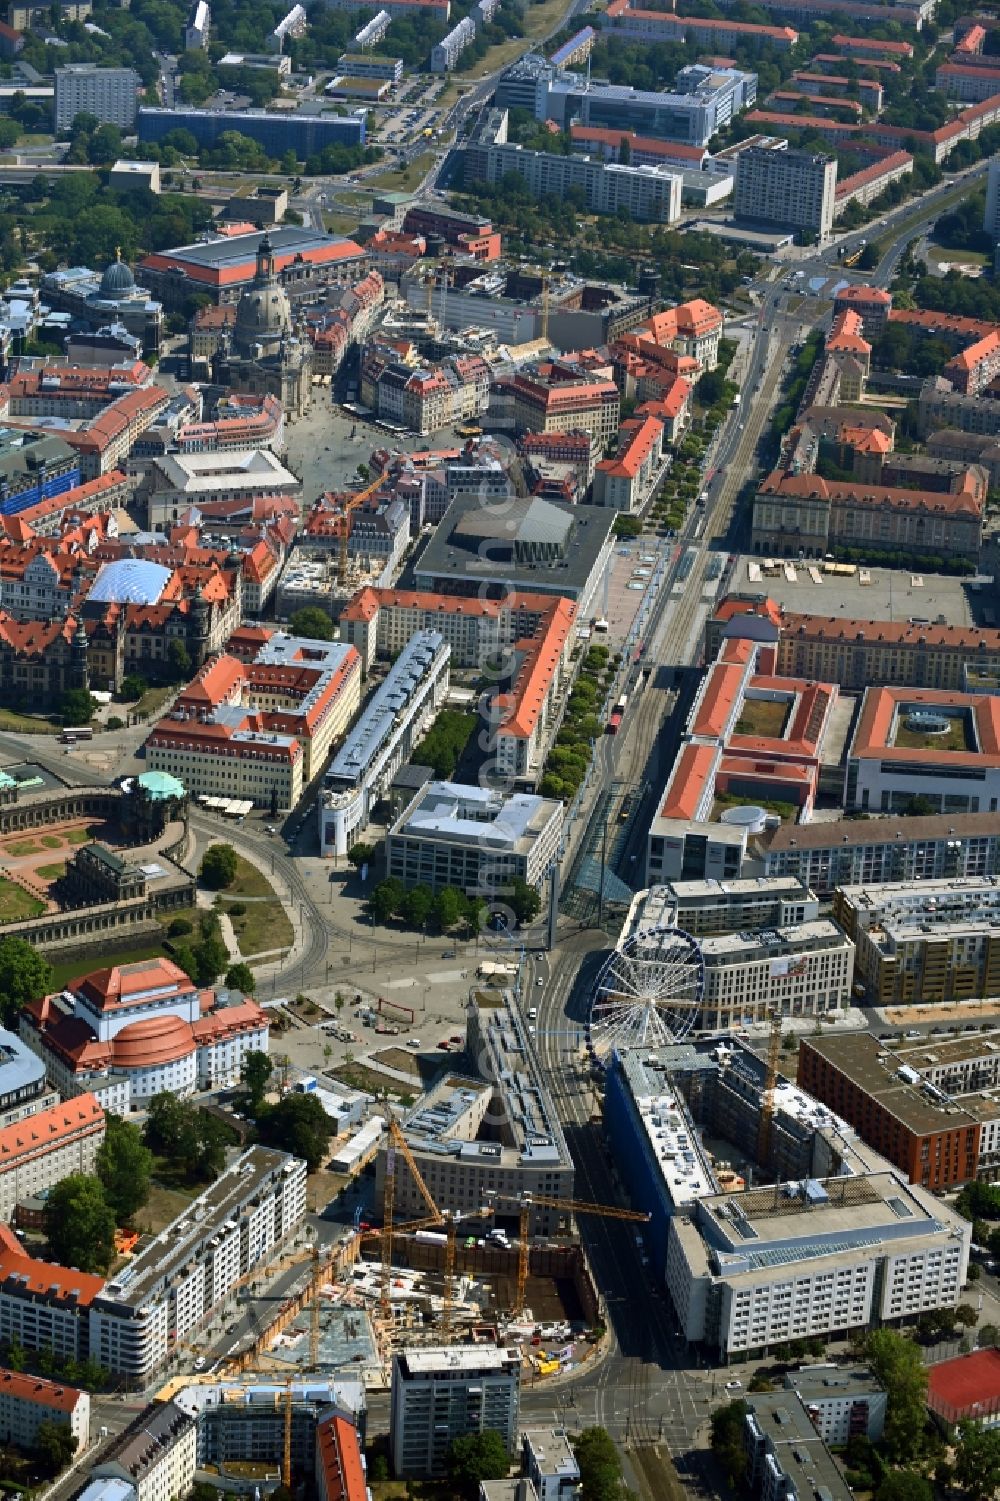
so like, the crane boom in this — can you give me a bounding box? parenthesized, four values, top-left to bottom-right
(757, 1009, 783, 1167)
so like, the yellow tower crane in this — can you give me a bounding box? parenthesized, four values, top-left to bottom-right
(379, 1116, 447, 1327)
(756, 1009, 784, 1168)
(488, 1193, 650, 1317)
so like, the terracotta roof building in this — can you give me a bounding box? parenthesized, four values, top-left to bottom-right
(0, 1368, 89, 1454)
(0, 1093, 104, 1222)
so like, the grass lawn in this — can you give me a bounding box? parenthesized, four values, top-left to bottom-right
(220, 853, 276, 900)
(133, 685, 176, 720)
(35, 862, 66, 881)
(65, 826, 97, 845)
(712, 791, 797, 823)
(0, 710, 59, 734)
(369, 151, 435, 192)
(40, 834, 63, 850)
(220, 897, 293, 957)
(894, 713, 973, 752)
(333, 1061, 415, 1104)
(0, 880, 44, 921)
(734, 698, 791, 739)
(47, 936, 172, 990)
(140, 1174, 199, 1235)
(325, 211, 365, 235)
(5, 838, 42, 856)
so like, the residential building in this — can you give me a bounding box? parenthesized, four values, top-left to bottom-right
(735, 147, 837, 239)
(185, 0, 209, 49)
(521, 1429, 580, 1501)
(378, 988, 573, 1236)
(0, 1223, 104, 1363)
(764, 810, 1000, 894)
(0, 1368, 89, 1454)
(509, 360, 620, 445)
(268, 3, 306, 51)
(146, 632, 361, 807)
(391, 1347, 520, 1479)
(319, 630, 450, 857)
(137, 107, 366, 162)
(593, 415, 664, 510)
(89, 1148, 306, 1386)
(986, 156, 1000, 241)
(845, 686, 1000, 815)
(360, 343, 491, 435)
(90, 1402, 196, 1501)
(432, 16, 475, 70)
(21, 958, 269, 1115)
(602, 0, 797, 52)
(55, 65, 140, 131)
(832, 284, 893, 338)
(798, 1033, 985, 1189)
(833, 875, 1000, 1004)
(780, 1365, 886, 1444)
(387, 782, 563, 894)
(0, 1094, 105, 1222)
(936, 62, 1000, 100)
(743, 1393, 854, 1501)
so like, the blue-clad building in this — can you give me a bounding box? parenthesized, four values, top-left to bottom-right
(0, 433, 80, 516)
(137, 106, 367, 156)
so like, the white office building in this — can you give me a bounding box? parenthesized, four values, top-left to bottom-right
(735, 146, 837, 240)
(666, 1171, 971, 1360)
(318, 629, 450, 857)
(89, 1148, 306, 1386)
(391, 1346, 521, 1478)
(386, 782, 564, 896)
(55, 65, 142, 131)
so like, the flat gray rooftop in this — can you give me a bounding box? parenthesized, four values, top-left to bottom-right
(736, 554, 975, 627)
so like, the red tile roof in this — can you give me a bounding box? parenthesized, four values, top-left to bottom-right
(0, 1094, 103, 1166)
(0, 1369, 84, 1414)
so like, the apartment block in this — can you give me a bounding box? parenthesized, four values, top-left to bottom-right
(91, 1402, 196, 1501)
(833, 876, 1000, 1004)
(0, 1094, 104, 1222)
(779, 1365, 886, 1444)
(391, 1347, 520, 1478)
(592, 415, 664, 511)
(735, 147, 837, 239)
(55, 65, 140, 130)
(0, 1369, 89, 1453)
(649, 875, 819, 936)
(744, 1394, 854, 1501)
(89, 1148, 306, 1386)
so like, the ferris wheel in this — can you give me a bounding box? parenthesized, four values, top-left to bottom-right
(586, 926, 705, 1069)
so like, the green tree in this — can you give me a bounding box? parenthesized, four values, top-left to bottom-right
(225, 961, 256, 994)
(347, 842, 375, 869)
(290, 606, 333, 641)
(433, 885, 464, 932)
(241, 1049, 272, 1111)
(865, 1329, 928, 1462)
(0, 936, 52, 1026)
(573, 1426, 627, 1501)
(259, 1092, 334, 1171)
(400, 882, 434, 929)
(44, 1175, 116, 1273)
(120, 673, 147, 701)
(369, 877, 404, 924)
(96, 1114, 152, 1223)
(446, 1430, 509, 1494)
(710, 1401, 748, 1489)
(876, 1472, 933, 1501)
(167, 638, 191, 682)
(955, 1422, 1000, 1501)
(144, 1093, 225, 1182)
(509, 878, 542, 925)
(59, 687, 96, 724)
(200, 843, 238, 890)
(33, 1419, 78, 1474)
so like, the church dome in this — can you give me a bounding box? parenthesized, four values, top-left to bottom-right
(100, 251, 135, 299)
(235, 281, 292, 349)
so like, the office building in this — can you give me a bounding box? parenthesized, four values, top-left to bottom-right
(0, 1094, 104, 1222)
(0, 1369, 89, 1454)
(21, 957, 269, 1114)
(666, 1169, 970, 1358)
(55, 65, 140, 130)
(387, 783, 564, 894)
(391, 1347, 520, 1478)
(735, 147, 837, 239)
(648, 875, 819, 936)
(377, 989, 573, 1237)
(845, 686, 1000, 816)
(833, 875, 1000, 1004)
(137, 107, 366, 161)
(91, 1401, 196, 1501)
(89, 1148, 306, 1385)
(336, 51, 403, 80)
(319, 630, 450, 857)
